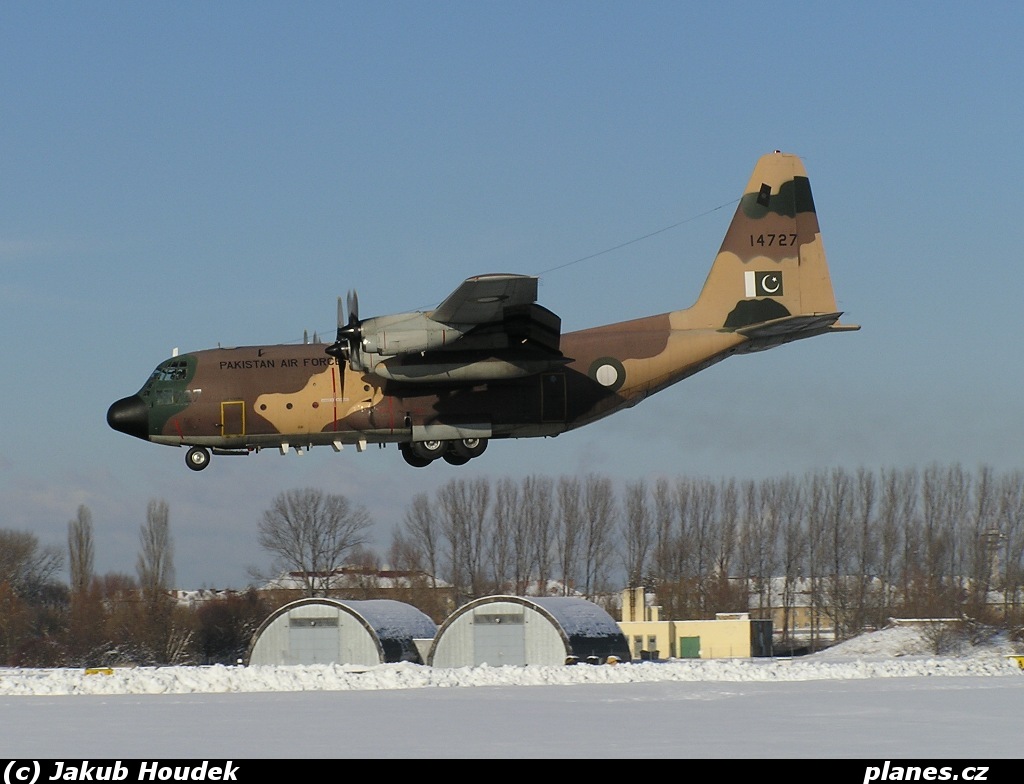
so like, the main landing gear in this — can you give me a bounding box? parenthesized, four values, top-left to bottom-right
(400, 438, 488, 468)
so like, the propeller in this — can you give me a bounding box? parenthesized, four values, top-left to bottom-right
(326, 289, 361, 363)
(347, 289, 359, 326)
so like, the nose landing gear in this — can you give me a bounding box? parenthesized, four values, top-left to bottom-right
(185, 446, 211, 471)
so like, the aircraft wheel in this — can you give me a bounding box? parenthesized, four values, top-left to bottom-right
(450, 437, 488, 460)
(185, 446, 211, 472)
(400, 443, 432, 467)
(410, 439, 446, 461)
(443, 453, 470, 466)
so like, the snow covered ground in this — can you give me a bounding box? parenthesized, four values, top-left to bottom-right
(3, 626, 1022, 758)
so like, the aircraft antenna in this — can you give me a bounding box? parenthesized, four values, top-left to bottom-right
(535, 198, 738, 277)
(407, 197, 740, 312)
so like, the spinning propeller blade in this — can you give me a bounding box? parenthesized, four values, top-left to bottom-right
(326, 289, 361, 362)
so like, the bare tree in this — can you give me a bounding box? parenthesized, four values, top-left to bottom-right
(387, 518, 454, 624)
(661, 477, 701, 618)
(524, 476, 555, 593)
(258, 488, 372, 596)
(503, 478, 535, 594)
(996, 471, 1024, 621)
(66, 505, 102, 663)
(137, 499, 174, 600)
(0, 530, 65, 666)
(944, 464, 972, 601)
(919, 463, 969, 617)
(775, 475, 806, 645)
(555, 477, 584, 595)
(437, 478, 491, 599)
(485, 478, 521, 592)
(580, 474, 616, 597)
(850, 467, 878, 631)
(394, 492, 441, 587)
(805, 471, 828, 649)
(878, 467, 915, 622)
(709, 478, 740, 613)
(622, 480, 652, 588)
(742, 479, 781, 621)
(690, 478, 719, 616)
(68, 505, 95, 597)
(821, 468, 856, 640)
(0, 529, 63, 600)
(966, 465, 999, 615)
(133, 499, 185, 663)
(650, 477, 678, 592)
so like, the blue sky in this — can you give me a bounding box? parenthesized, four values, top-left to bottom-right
(3, 2, 1023, 588)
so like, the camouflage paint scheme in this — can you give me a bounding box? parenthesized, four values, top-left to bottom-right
(108, 152, 858, 469)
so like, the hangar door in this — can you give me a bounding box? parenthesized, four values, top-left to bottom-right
(289, 616, 339, 664)
(473, 610, 526, 666)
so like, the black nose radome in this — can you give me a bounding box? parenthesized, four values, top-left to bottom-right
(107, 395, 149, 440)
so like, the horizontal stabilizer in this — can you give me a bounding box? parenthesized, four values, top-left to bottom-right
(735, 312, 860, 340)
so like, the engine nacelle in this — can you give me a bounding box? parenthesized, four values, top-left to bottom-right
(373, 354, 569, 384)
(361, 326, 466, 355)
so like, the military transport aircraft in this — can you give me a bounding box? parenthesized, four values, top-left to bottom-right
(108, 151, 859, 470)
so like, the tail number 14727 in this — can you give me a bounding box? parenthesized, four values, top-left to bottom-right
(750, 233, 798, 247)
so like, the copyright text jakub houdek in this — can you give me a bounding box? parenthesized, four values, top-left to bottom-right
(6, 762, 240, 783)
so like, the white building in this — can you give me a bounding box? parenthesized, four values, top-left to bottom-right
(247, 598, 437, 666)
(428, 595, 629, 667)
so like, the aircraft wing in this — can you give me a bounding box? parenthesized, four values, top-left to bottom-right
(350, 273, 562, 379)
(431, 274, 539, 325)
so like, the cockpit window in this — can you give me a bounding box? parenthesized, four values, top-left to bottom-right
(140, 356, 196, 399)
(149, 360, 189, 382)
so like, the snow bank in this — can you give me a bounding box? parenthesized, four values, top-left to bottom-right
(1, 630, 1020, 697)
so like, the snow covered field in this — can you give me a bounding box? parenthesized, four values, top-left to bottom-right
(3, 627, 1022, 758)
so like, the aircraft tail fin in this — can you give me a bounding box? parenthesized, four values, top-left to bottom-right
(682, 151, 858, 340)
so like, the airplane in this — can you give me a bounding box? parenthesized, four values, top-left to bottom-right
(107, 151, 859, 470)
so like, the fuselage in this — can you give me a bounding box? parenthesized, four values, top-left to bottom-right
(107, 313, 746, 456)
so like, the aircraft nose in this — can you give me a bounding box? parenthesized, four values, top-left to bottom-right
(107, 395, 150, 440)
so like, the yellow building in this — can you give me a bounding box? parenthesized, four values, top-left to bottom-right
(617, 588, 772, 660)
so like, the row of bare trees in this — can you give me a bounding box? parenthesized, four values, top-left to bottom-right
(390, 474, 620, 601)
(387, 465, 1024, 643)
(4, 463, 1023, 666)
(2, 486, 383, 666)
(1, 501, 271, 667)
